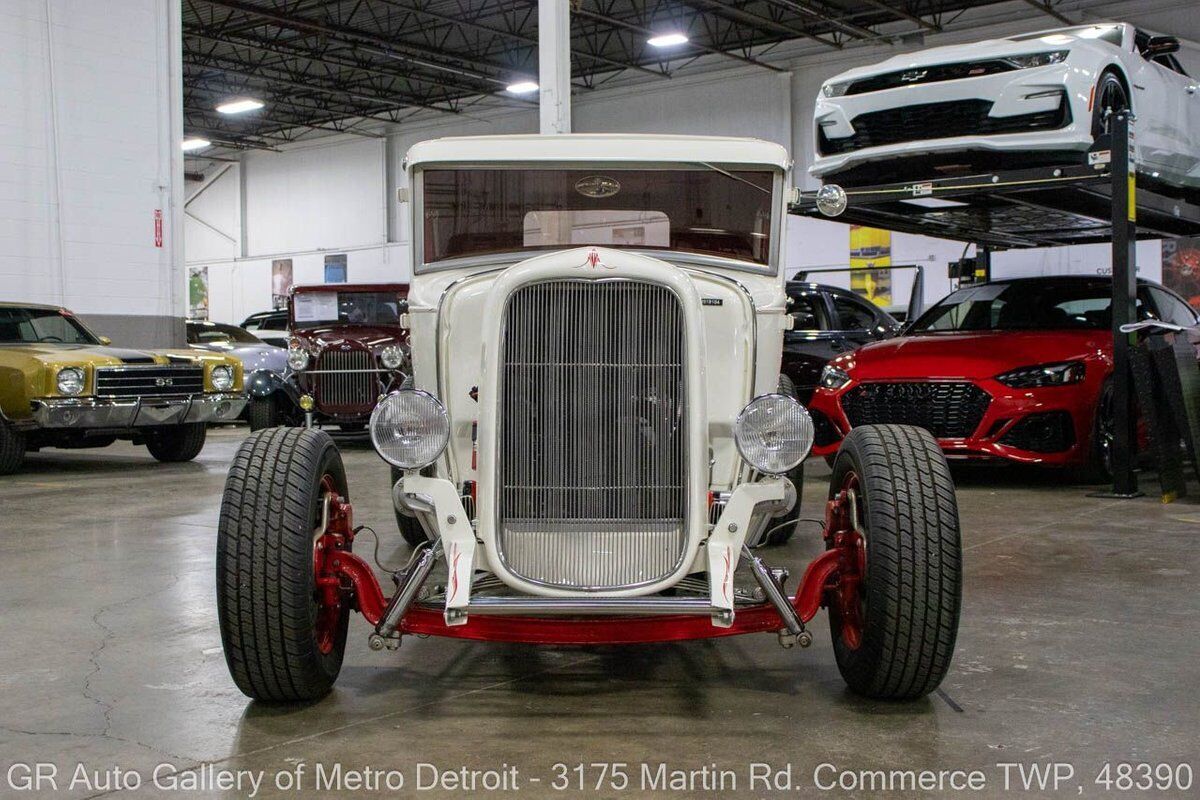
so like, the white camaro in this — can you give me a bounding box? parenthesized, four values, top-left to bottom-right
(810, 23, 1199, 192)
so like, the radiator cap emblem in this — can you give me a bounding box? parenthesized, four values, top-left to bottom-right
(576, 248, 615, 270)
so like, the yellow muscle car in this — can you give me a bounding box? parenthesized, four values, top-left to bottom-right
(0, 302, 245, 475)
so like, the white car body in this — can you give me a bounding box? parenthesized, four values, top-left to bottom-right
(810, 22, 1200, 189)
(398, 134, 798, 620)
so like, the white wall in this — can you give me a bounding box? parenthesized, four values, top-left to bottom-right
(1, 0, 185, 345)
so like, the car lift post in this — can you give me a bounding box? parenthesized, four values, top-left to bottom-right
(1108, 112, 1141, 497)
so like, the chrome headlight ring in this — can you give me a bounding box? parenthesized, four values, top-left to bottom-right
(370, 389, 450, 470)
(734, 393, 815, 475)
(56, 366, 85, 396)
(380, 344, 407, 371)
(286, 347, 309, 372)
(211, 365, 235, 392)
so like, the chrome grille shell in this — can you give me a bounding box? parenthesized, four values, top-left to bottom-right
(496, 279, 689, 591)
(312, 347, 376, 414)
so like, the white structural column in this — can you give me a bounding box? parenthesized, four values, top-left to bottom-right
(538, 0, 571, 134)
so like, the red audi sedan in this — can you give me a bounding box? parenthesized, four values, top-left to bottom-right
(808, 276, 1198, 477)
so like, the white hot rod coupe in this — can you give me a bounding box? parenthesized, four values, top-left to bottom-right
(216, 135, 962, 703)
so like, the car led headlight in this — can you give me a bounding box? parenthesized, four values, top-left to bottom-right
(996, 360, 1085, 388)
(819, 364, 852, 391)
(211, 365, 234, 391)
(1004, 50, 1069, 69)
(734, 394, 814, 475)
(822, 81, 851, 98)
(56, 366, 85, 396)
(286, 347, 309, 371)
(370, 389, 450, 470)
(380, 344, 407, 371)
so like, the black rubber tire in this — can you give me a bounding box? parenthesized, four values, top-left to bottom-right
(145, 423, 207, 462)
(761, 374, 805, 546)
(827, 424, 961, 700)
(1091, 70, 1129, 140)
(216, 427, 350, 703)
(247, 395, 283, 431)
(0, 421, 26, 475)
(390, 465, 430, 548)
(1083, 378, 1115, 484)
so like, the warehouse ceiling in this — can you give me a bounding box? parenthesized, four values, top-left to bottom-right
(182, 0, 1076, 155)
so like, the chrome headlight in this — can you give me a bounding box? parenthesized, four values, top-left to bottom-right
(1004, 50, 1069, 69)
(996, 360, 1085, 388)
(370, 389, 450, 470)
(56, 367, 85, 396)
(380, 344, 406, 371)
(822, 81, 851, 97)
(819, 364, 852, 390)
(735, 394, 814, 475)
(287, 347, 309, 371)
(211, 365, 234, 391)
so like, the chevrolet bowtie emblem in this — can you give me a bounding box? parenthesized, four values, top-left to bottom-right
(900, 70, 927, 82)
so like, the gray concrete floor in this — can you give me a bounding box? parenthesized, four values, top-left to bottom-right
(1, 426, 1197, 799)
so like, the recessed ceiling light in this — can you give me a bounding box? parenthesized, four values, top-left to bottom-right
(181, 137, 211, 152)
(506, 81, 539, 94)
(647, 32, 689, 47)
(216, 98, 264, 115)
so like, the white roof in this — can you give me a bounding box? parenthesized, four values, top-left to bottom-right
(404, 134, 790, 170)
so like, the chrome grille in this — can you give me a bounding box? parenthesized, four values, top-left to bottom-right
(313, 348, 376, 413)
(498, 280, 687, 590)
(94, 366, 204, 398)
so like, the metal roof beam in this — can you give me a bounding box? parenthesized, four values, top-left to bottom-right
(682, 0, 842, 49)
(1020, 0, 1073, 25)
(761, 0, 888, 42)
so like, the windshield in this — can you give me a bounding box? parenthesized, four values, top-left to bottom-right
(292, 291, 405, 327)
(911, 280, 1147, 332)
(419, 166, 777, 269)
(0, 307, 98, 345)
(187, 321, 262, 345)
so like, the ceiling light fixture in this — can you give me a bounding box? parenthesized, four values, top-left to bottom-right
(216, 98, 265, 115)
(181, 137, 211, 152)
(647, 32, 689, 47)
(506, 81, 539, 94)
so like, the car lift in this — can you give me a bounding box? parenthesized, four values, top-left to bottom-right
(791, 113, 1200, 497)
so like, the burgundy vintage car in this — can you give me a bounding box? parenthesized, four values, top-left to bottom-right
(245, 283, 409, 431)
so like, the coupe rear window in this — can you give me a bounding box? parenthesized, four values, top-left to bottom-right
(187, 322, 262, 345)
(0, 308, 97, 345)
(420, 166, 776, 268)
(910, 280, 1146, 332)
(292, 291, 405, 327)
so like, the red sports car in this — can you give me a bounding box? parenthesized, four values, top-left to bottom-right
(808, 276, 1199, 476)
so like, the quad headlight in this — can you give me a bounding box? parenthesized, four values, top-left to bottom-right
(56, 367, 85, 396)
(380, 344, 407, 371)
(370, 389, 450, 470)
(211, 365, 234, 391)
(286, 347, 309, 371)
(996, 360, 1085, 388)
(734, 394, 814, 475)
(819, 364, 852, 390)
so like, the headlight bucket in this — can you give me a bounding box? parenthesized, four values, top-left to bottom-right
(56, 367, 85, 396)
(819, 364, 852, 390)
(996, 360, 1085, 388)
(287, 347, 309, 371)
(370, 389, 450, 470)
(380, 344, 407, 371)
(211, 365, 234, 391)
(734, 393, 814, 475)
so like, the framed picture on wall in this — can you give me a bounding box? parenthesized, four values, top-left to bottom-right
(324, 253, 348, 284)
(271, 259, 293, 310)
(1162, 237, 1200, 311)
(188, 267, 209, 320)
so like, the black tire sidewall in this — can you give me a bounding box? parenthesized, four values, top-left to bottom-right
(247, 395, 280, 431)
(0, 421, 25, 475)
(1091, 72, 1128, 139)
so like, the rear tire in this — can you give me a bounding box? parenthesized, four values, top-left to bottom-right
(827, 424, 961, 700)
(390, 465, 430, 548)
(145, 423, 207, 462)
(216, 427, 350, 702)
(247, 395, 283, 431)
(0, 421, 26, 475)
(761, 374, 805, 546)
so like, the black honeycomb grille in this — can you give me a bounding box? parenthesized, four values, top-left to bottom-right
(842, 382, 991, 439)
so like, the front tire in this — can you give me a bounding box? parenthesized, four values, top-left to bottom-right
(247, 395, 284, 431)
(217, 427, 350, 702)
(827, 424, 961, 700)
(0, 421, 26, 475)
(145, 423, 206, 462)
(1091, 70, 1129, 139)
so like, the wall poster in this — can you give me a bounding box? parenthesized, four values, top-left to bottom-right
(848, 225, 892, 308)
(271, 259, 293, 310)
(188, 267, 209, 320)
(324, 253, 348, 284)
(1162, 236, 1200, 311)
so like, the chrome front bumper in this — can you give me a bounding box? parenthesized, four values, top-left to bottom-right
(30, 393, 247, 429)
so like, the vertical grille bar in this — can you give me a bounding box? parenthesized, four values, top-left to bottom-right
(497, 280, 688, 590)
(313, 348, 375, 413)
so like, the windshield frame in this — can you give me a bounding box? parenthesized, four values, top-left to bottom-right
(0, 307, 100, 346)
(411, 161, 785, 276)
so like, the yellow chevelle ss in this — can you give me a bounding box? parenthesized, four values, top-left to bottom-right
(0, 302, 245, 475)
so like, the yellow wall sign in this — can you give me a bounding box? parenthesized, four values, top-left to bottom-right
(849, 225, 892, 307)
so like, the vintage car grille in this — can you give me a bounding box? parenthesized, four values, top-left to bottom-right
(94, 366, 204, 398)
(313, 347, 376, 414)
(818, 96, 1070, 156)
(842, 382, 991, 439)
(497, 280, 688, 590)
